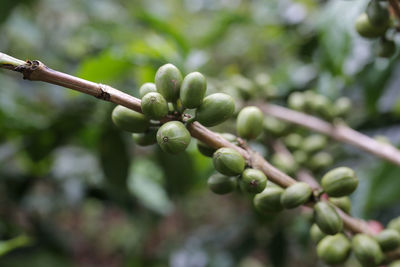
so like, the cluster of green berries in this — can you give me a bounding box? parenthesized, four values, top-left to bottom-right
(111, 63, 236, 154)
(288, 90, 351, 121)
(201, 105, 268, 195)
(277, 133, 333, 174)
(314, 215, 400, 266)
(355, 0, 397, 58)
(307, 167, 400, 266)
(209, 163, 384, 266)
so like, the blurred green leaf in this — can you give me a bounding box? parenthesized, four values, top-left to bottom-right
(365, 161, 400, 213)
(128, 158, 173, 215)
(76, 50, 132, 83)
(0, 235, 32, 258)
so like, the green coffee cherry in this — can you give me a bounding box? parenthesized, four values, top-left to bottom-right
(355, 13, 388, 39)
(321, 167, 358, 197)
(366, 0, 389, 27)
(196, 93, 235, 127)
(180, 72, 207, 109)
(293, 150, 307, 165)
(213, 147, 245, 176)
(334, 97, 351, 118)
(375, 229, 400, 251)
(155, 63, 183, 102)
(378, 38, 396, 58)
(132, 129, 157, 146)
(141, 92, 168, 120)
(288, 92, 306, 111)
(139, 82, 157, 98)
(207, 173, 237, 195)
(310, 224, 327, 244)
(156, 121, 191, 154)
(271, 153, 298, 175)
(314, 202, 343, 235)
(303, 90, 317, 110)
(253, 186, 284, 213)
(263, 116, 290, 136)
(352, 234, 384, 267)
(111, 105, 150, 133)
(309, 152, 333, 171)
(309, 94, 334, 120)
(388, 217, 400, 233)
(301, 134, 327, 154)
(389, 260, 400, 267)
(283, 133, 303, 150)
(239, 168, 267, 194)
(317, 234, 351, 265)
(329, 196, 351, 214)
(236, 106, 263, 139)
(280, 182, 312, 209)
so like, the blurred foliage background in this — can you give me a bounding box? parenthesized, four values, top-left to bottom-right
(0, 0, 400, 266)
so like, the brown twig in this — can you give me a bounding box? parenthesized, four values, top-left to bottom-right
(256, 103, 400, 166)
(269, 140, 374, 235)
(0, 53, 388, 240)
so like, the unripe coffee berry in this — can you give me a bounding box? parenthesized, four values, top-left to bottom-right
(366, 0, 389, 27)
(308, 94, 334, 120)
(300, 134, 327, 154)
(139, 82, 157, 98)
(352, 234, 384, 267)
(141, 92, 168, 120)
(132, 129, 157, 146)
(314, 202, 343, 235)
(334, 97, 351, 118)
(388, 217, 400, 233)
(280, 182, 312, 209)
(263, 116, 290, 136)
(111, 105, 150, 133)
(389, 260, 400, 267)
(236, 106, 263, 140)
(321, 167, 358, 197)
(239, 168, 267, 194)
(155, 63, 183, 102)
(288, 92, 306, 111)
(378, 38, 396, 58)
(310, 224, 326, 244)
(309, 152, 333, 171)
(156, 121, 191, 154)
(329, 196, 351, 214)
(293, 150, 307, 165)
(375, 229, 400, 251)
(213, 147, 245, 176)
(317, 234, 351, 265)
(253, 186, 284, 213)
(355, 13, 387, 39)
(196, 93, 235, 127)
(283, 133, 303, 150)
(180, 72, 207, 109)
(207, 173, 237, 195)
(271, 153, 298, 175)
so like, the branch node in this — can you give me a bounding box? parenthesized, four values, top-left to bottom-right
(14, 60, 41, 80)
(97, 84, 111, 101)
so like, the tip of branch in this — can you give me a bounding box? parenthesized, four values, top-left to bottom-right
(0, 52, 26, 68)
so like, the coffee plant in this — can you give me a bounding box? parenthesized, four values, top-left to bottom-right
(1, 0, 400, 266)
